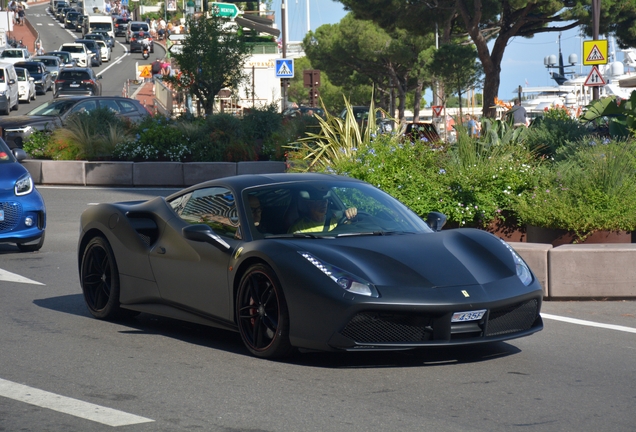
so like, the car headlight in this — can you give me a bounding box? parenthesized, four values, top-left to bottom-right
(0, 90, 6, 96)
(299, 252, 379, 297)
(15, 173, 33, 196)
(498, 239, 533, 286)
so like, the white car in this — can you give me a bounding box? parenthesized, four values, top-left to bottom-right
(0, 48, 31, 64)
(15, 66, 36, 103)
(95, 40, 110, 62)
(58, 43, 90, 67)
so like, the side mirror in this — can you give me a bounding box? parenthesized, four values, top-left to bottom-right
(8, 79, 15, 85)
(182, 224, 231, 250)
(12, 148, 27, 162)
(96, 74, 103, 79)
(426, 211, 447, 232)
(29, 76, 34, 81)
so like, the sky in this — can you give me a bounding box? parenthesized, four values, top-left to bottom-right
(268, 0, 631, 104)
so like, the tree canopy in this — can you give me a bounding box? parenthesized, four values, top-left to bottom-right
(167, 15, 251, 115)
(339, 0, 636, 117)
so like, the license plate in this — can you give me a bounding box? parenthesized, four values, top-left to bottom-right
(0, 209, 4, 222)
(451, 309, 486, 323)
(70, 83, 80, 87)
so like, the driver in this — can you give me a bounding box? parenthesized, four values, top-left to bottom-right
(288, 189, 357, 233)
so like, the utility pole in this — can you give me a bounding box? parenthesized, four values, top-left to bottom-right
(280, 0, 288, 111)
(592, 0, 600, 101)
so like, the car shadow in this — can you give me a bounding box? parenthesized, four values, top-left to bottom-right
(34, 294, 523, 367)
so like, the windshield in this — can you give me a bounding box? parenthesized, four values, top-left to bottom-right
(34, 58, 58, 67)
(61, 45, 83, 53)
(27, 99, 81, 116)
(16, 70, 27, 81)
(241, 181, 433, 239)
(2, 50, 23, 58)
(90, 23, 112, 31)
(0, 139, 16, 163)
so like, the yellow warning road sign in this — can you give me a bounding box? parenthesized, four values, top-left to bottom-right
(138, 65, 152, 78)
(583, 40, 608, 65)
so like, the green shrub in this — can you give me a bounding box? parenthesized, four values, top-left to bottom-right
(515, 138, 636, 239)
(114, 115, 190, 161)
(525, 110, 588, 159)
(22, 131, 53, 159)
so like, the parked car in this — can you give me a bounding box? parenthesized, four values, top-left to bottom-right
(283, 106, 325, 119)
(0, 48, 31, 64)
(15, 66, 36, 103)
(64, 10, 81, 29)
(54, 67, 102, 97)
(340, 106, 394, 133)
(44, 51, 77, 69)
(129, 31, 154, 53)
(0, 140, 46, 252)
(32, 55, 62, 81)
(14, 61, 52, 95)
(0, 96, 149, 148)
(113, 16, 130, 37)
(76, 173, 543, 358)
(58, 43, 90, 67)
(74, 39, 102, 66)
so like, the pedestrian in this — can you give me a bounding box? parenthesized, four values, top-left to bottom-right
(35, 42, 44, 56)
(151, 58, 163, 82)
(17, 5, 25, 26)
(508, 98, 527, 127)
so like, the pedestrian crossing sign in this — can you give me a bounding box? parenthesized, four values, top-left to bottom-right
(275, 59, 294, 78)
(583, 40, 608, 65)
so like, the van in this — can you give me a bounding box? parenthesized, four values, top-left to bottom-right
(83, 15, 115, 38)
(0, 62, 20, 115)
(126, 21, 149, 44)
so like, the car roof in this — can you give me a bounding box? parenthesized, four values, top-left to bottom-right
(59, 67, 93, 72)
(167, 173, 363, 200)
(33, 56, 61, 61)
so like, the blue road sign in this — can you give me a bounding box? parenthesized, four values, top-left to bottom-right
(275, 59, 294, 78)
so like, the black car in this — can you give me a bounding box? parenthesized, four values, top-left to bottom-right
(64, 10, 81, 29)
(83, 33, 112, 51)
(14, 61, 52, 95)
(54, 67, 102, 97)
(113, 16, 131, 37)
(57, 6, 75, 22)
(74, 39, 102, 66)
(75, 14, 85, 32)
(76, 173, 543, 359)
(129, 31, 154, 53)
(0, 96, 149, 149)
(88, 30, 115, 49)
(44, 51, 77, 68)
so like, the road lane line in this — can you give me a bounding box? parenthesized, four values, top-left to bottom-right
(542, 313, 636, 334)
(0, 378, 154, 426)
(0, 268, 44, 285)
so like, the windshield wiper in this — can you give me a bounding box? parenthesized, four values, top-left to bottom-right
(264, 233, 330, 239)
(335, 231, 416, 237)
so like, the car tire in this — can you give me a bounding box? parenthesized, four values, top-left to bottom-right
(17, 232, 45, 252)
(80, 236, 128, 320)
(236, 263, 294, 359)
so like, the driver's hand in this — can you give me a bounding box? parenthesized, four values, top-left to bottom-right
(345, 207, 357, 220)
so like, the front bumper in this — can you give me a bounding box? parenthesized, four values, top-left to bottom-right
(0, 195, 47, 245)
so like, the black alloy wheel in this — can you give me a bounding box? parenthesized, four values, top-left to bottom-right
(237, 264, 293, 358)
(80, 236, 125, 319)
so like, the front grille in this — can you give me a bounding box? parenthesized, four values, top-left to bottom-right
(0, 202, 22, 232)
(485, 299, 539, 336)
(340, 312, 433, 343)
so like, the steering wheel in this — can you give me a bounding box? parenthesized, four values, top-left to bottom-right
(337, 211, 372, 226)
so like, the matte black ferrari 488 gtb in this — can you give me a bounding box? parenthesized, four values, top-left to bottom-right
(78, 173, 543, 358)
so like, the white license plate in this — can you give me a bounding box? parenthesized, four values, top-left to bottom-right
(70, 83, 80, 87)
(451, 309, 486, 323)
(0, 209, 4, 222)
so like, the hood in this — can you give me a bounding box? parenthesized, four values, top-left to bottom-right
(0, 162, 28, 192)
(286, 229, 516, 289)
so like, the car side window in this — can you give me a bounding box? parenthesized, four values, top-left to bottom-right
(169, 187, 240, 239)
(99, 99, 120, 113)
(69, 100, 98, 114)
(117, 100, 137, 113)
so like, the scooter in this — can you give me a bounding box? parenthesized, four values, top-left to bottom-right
(142, 45, 150, 60)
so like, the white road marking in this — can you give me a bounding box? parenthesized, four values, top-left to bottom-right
(542, 313, 636, 334)
(0, 268, 44, 285)
(0, 378, 154, 426)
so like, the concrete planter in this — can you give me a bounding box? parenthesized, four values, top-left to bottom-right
(85, 162, 134, 186)
(40, 160, 86, 185)
(183, 162, 237, 185)
(133, 162, 184, 187)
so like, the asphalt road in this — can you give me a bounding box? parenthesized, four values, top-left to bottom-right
(10, 3, 159, 116)
(0, 186, 635, 432)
